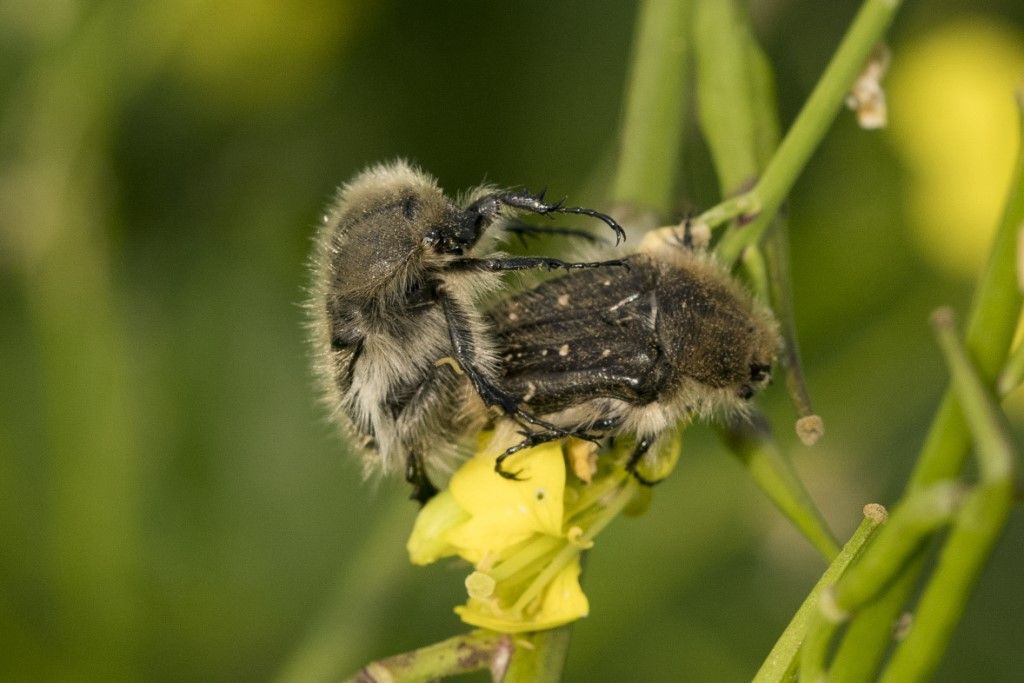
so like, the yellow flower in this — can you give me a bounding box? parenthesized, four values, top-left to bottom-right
(888, 17, 1024, 279)
(407, 434, 663, 633)
(456, 557, 589, 632)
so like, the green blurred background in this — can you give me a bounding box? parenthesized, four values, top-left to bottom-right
(2, 1, 1023, 680)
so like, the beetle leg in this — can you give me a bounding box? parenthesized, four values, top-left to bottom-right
(405, 452, 438, 505)
(494, 429, 565, 480)
(501, 219, 604, 245)
(446, 256, 627, 273)
(465, 190, 626, 244)
(439, 291, 577, 439)
(625, 436, 664, 487)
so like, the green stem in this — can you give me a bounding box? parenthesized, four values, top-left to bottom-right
(827, 555, 924, 682)
(691, 2, 837, 561)
(693, 0, 777, 193)
(693, 0, 821, 440)
(503, 627, 573, 683)
(611, 0, 691, 214)
(910, 91, 1024, 488)
(742, 244, 771, 302)
(798, 612, 841, 683)
(754, 505, 886, 683)
(879, 310, 1017, 681)
(997, 323, 1024, 396)
(715, 0, 903, 263)
(344, 630, 512, 683)
(880, 485, 1013, 683)
(831, 482, 963, 614)
(832, 89, 1024, 677)
(764, 225, 823, 442)
(647, 0, 903, 256)
(930, 308, 1016, 482)
(719, 416, 840, 562)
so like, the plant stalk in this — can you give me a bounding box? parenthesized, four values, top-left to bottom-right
(754, 504, 886, 683)
(344, 630, 513, 683)
(878, 310, 1017, 681)
(611, 0, 691, 215)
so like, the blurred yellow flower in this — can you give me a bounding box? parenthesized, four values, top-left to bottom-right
(407, 437, 647, 633)
(888, 17, 1024, 279)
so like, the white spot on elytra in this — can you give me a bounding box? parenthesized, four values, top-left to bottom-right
(523, 381, 537, 402)
(508, 312, 519, 321)
(602, 349, 611, 357)
(559, 344, 569, 357)
(541, 349, 548, 356)
(557, 294, 570, 307)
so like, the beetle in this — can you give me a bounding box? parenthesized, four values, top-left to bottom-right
(308, 160, 626, 502)
(486, 236, 780, 482)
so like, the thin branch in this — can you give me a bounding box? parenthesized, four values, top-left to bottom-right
(692, 0, 836, 560)
(763, 225, 824, 444)
(345, 630, 513, 683)
(825, 554, 924, 681)
(502, 628, 573, 683)
(611, 0, 691, 215)
(830, 482, 963, 615)
(910, 90, 1024, 488)
(718, 415, 840, 562)
(833, 87, 1024, 677)
(646, 0, 905, 262)
(715, 0, 904, 263)
(879, 310, 1017, 681)
(997, 320, 1024, 396)
(754, 504, 885, 683)
(800, 483, 962, 679)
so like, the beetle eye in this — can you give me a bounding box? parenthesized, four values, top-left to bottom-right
(422, 229, 463, 255)
(330, 328, 361, 350)
(738, 385, 755, 400)
(750, 362, 771, 382)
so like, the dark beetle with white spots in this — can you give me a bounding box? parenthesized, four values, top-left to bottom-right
(309, 160, 780, 502)
(488, 241, 779, 482)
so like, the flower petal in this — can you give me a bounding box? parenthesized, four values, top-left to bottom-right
(454, 557, 589, 633)
(448, 440, 566, 540)
(406, 488, 469, 565)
